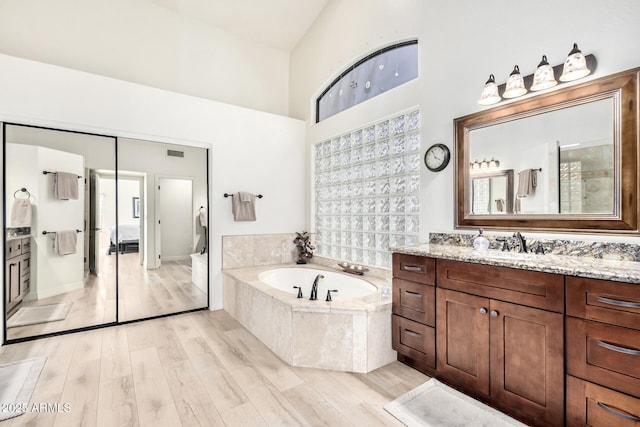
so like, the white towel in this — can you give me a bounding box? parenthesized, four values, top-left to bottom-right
(232, 192, 256, 221)
(11, 198, 32, 227)
(54, 172, 79, 200)
(516, 169, 538, 198)
(54, 230, 77, 255)
(199, 207, 207, 227)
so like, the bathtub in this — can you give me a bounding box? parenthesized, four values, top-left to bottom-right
(258, 267, 378, 300)
(223, 264, 396, 373)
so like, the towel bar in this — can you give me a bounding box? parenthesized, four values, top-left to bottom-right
(42, 170, 83, 179)
(42, 230, 83, 235)
(224, 193, 263, 198)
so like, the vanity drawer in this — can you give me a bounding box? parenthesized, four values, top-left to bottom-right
(5, 240, 21, 259)
(566, 317, 640, 397)
(392, 314, 435, 369)
(392, 253, 435, 285)
(21, 238, 31, 254)
(567, 375, 640, 427)
(567, 276, 640, 331)
(392, 278, 435, 326)
(436, 259, 564, 312)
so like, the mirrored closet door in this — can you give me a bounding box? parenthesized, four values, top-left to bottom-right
(4, 123, 117, 340)
(116, 138, 209, 321)
(4, 124, 209, 342)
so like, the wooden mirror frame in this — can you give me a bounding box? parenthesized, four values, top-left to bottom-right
(455, 67, 639, 234)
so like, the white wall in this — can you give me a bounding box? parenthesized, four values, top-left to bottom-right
(0, 53, 306, 317)
(0, 0, 290, 116)
(290, 0, 640, 243)
(6, 144, 85, 300)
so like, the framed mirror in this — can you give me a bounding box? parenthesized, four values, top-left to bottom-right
(455, 67, 639, 233)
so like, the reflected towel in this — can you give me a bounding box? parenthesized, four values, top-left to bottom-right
(54, 172, 79, 200)
(11, 198, 32, 227)
(54, 230, 77, 255)
(495, 198, 505, 213)
(516, 169, 538, 198)
(232, 192, 256, 221)
(199, 207, 207, 227)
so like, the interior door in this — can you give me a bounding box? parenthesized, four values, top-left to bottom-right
(157, 177, 193, 264)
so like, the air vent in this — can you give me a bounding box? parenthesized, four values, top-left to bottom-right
(167, 150, 184, 158)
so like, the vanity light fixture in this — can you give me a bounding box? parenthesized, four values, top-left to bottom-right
(503, 65, 528, 98)
(488, 158, 500, 168)
(559, 43, 591, 82)
(530, 55, 558, 91)
(478, 74, 501, 105)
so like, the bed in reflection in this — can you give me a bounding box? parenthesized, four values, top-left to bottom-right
(108, 224, 139, 254)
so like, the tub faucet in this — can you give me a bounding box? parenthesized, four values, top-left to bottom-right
(310, 274, 324, 301)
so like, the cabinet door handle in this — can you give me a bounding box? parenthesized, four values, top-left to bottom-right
(401, 264, 423, 272)
(479, 307, 487, 314)
(403, 290, 422, 298)
(596, 340, 640, 356)
(597, 402, 640, 422)
(596, 296, 640, 309)
(490, 310, 499, 317)
(403, 329, 422, 338)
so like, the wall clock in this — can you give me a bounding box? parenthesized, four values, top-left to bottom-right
(424, 143, 451, 172)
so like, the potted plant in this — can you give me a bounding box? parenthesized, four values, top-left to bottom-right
(293, 231, 315, 264)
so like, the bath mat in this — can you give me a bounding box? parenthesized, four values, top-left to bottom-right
(384, 378, 527, 427)
(0, 357, 46, 421)
(7, 303, 72, 328)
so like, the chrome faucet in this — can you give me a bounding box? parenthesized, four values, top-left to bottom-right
(310, 274, 324, 301)
(513, 232, 527, 253)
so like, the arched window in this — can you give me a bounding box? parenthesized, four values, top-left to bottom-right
(316, 40, 418, 122)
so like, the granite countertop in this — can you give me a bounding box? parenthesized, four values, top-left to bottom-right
(390, 244, 640, 284)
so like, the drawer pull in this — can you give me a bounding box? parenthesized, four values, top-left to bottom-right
(596, 296, 640, 309)
(596, 340, 640, 356)
(490, 310, 499, 317)
(597, 402, 640, 422)
(479, 307, 487, 314)
(403, 329, 422, 338)
(401, 264, 423, 273)
(403, 290, 423, 298)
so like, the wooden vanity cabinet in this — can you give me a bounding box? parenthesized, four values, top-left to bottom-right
(391, 253, 436, 374)
(436, 260, 564, 427)
(5, 237, 31, 314)
(566, 276, 640, 426)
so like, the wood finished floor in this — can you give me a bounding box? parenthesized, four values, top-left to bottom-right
(7, 253, 207, 340)
(0, 310, 429, 426)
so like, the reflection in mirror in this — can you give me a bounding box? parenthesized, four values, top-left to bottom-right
(469, 99, 613, 215)
(4, 124, 117, 340)
(117, 138, 208, 321)
(470, 169, 514, 214)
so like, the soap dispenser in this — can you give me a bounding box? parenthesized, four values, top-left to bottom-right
(473, 228, 489, 252)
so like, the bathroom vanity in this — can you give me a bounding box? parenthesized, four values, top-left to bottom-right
(391, 245, 640, 427)
(5, 235, 31, 314)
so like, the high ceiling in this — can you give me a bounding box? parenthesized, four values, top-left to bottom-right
(147, 0, 329, 51)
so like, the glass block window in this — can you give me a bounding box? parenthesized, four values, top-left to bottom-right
(314, 109, 421, 268)
(316, 41, 418, 123)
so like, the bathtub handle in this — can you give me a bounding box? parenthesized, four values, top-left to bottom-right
(326, 289, 338, 302)
(293, 286, 303, 298)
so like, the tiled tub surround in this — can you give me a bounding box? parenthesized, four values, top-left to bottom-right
(390, 243, 640, 284)
(222, 233, 300, 269)
(223, 263, 396, 373)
